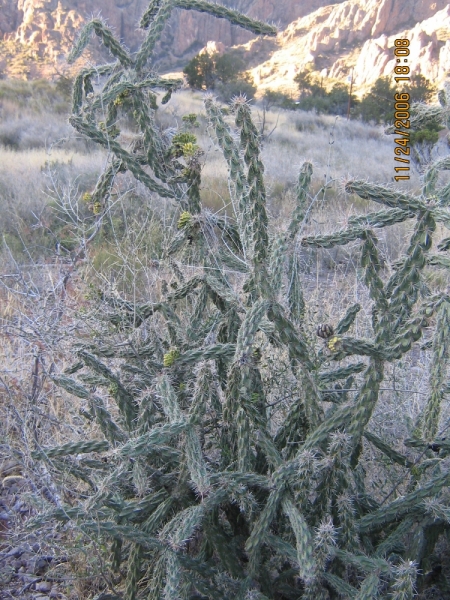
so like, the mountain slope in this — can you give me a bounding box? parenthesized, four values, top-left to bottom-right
(0, 0, 336, 76)
(245, 0, 450, 95)
(0, 0, 449, 95)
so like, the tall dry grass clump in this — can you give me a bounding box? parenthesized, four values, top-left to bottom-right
(25, 1, 450, 598)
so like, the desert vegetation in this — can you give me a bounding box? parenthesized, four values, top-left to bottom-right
(2, 2, 450, 600)
(183, 49, 258, 103)
(293, 72, 435, 122)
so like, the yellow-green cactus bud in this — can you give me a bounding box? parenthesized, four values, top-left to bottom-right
(327, 336, 341, 352)
(107, 126, 120, 139)
(109, 382, 119, 395)
(410, 465, 421, 478)
(114, 90, 130, 106)
(177, 211, 192, 229)
(182, 113, 199, 128)
(171, 132, 198, 158)
(163, 348, 180, 367)
(93, 201, 102, 215)
(82, 192, 93, 203)
(181, 142, 197, 158)
(252, 347, 262, 362)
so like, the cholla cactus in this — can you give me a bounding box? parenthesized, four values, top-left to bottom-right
(30, 2, 450, 598)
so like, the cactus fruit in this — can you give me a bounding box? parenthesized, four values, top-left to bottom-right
(177, 210, 192, 229)
(316, 324, 334, 339)
(163, 348, 180, 367)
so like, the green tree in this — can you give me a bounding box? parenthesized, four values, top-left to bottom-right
(183, 49, 248, 91)
(357, 75, 434, 125)
(384, 75, 440, 170)
(405, 75, 439, 170)
(262, 89, 296, 110)
(214, 50, 246, 83)
(294, 68, 324, 98)
(358, 76, 396, 123)
(293, 72, 358, 116)
(404, 74, 435, 104)
(327, 82, 359, 116)
(183, 52, 216, 89)
(55, 74, 74, 100)
(409, 117, 444, 171)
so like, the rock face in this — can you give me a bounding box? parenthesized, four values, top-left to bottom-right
(165, 0, 342, 60)
(0, 0, 337, 75)
(0, 0, 449, 93)
(0, 0, 149, 70)
(245, 0, 450, 95)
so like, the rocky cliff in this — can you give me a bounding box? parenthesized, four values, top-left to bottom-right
(245, 0, 450, 96)
(0, 0, 336, 76)
(0, 0, 449, 95)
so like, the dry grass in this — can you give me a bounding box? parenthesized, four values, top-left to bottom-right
(0, 147, 105, 259)
(0, 147, 105, 174)
(157, 90, 424, 189)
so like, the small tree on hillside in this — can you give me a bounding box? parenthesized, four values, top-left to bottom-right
(183, 49, 248, 91)
(382, 75, 439, 171)
(357, 74, 435, 125)
(183, 52, 216, 89)
(357, 77, 397, 124)
(214, 50, 246, 83)
(410, 122, 443, 170)
(405, 75, 440, 171)
(262, 90, 296, 111)
(326, 82, 358, 116)
(405, 73, 435, 104)
(294, 71, 358, 116)
(294, 69, 324, 99)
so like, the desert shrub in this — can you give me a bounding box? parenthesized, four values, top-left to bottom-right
(184, 48, 248, 91)
(183, 47, 256, 103)
(356, 77, 397, 124)
(294, 70, 358, 116)
(385, 85, 447, 172)
(215, 75, 257, 103)
(0, 152, 104, 261)
(183, 52, 216, 89)
(294, 113, 325, 133)
(261, 89, 297, 111)
(26, 3, 450, 600)
(0, 78, 71, 111)
(357, 75, 435, 125)
(410, 122, 443, 170)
